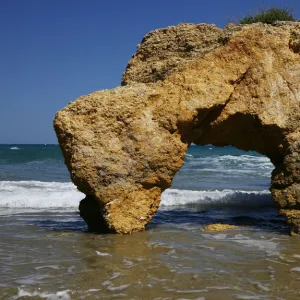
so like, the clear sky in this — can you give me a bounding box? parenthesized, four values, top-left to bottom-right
(1, 0, 299, 144)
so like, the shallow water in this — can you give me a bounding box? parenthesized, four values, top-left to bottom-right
(1, 208, 300, 299)
(1, 144, 300, 299)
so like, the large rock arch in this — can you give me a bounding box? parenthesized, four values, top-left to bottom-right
(54, 22, 300, 234)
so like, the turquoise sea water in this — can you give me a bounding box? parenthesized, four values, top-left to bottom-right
(0, 144, 69, 182)
(1, 144, 300, 299)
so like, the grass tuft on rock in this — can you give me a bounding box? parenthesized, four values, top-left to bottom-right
(239, 8, 295, 25)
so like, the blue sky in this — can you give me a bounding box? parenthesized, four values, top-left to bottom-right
(1, 0, 299, 144)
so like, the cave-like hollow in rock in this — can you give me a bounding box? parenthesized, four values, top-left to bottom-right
(147, 144, 277, 231)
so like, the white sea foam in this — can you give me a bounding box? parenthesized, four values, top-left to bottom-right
(218, 155, 270, 162)
(188, 155, 273, 170)
(35, 265, 61, 270)
(96, 251, 111, 256)
(161, 189, 272, 208)
(182, 154, 274, 180)
(0, 181, 272, 209)
(233, 239, 279, 256)
(14, 288, 71, 300)
(106, 284, 130, 291)
(233, 295, 269, 299)
(10, 147, 20, 150)
(0, 181, 84, 208)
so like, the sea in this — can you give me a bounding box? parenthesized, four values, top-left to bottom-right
(1, 144, 300, 300)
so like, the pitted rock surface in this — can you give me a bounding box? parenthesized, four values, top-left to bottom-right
(54, 22, 300, 234)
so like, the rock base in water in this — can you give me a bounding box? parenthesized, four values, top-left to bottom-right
(79, 196, 110, 233)
(203, 224, 239, 232)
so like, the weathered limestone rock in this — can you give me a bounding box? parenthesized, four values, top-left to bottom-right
(54, 22, 300, 234)
(203, 224, 239, 231)
(121, 23, 226, 85)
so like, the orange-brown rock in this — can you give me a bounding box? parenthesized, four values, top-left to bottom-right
(54, 22, 300, 234)
(203, 224, 239, 231)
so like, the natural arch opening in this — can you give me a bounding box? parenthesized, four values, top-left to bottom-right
(169, 144, 273, 191)
(150, 144, 288, 232)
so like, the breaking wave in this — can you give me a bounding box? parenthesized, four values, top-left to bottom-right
(0, 181, 84, 208)
(0, 181, 272, 209)
(161, 188, 272, 208)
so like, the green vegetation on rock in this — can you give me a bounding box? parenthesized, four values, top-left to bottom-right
(239, 8, 295, 24)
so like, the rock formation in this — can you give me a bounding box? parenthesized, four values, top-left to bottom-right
(54, 22, 300, 234)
